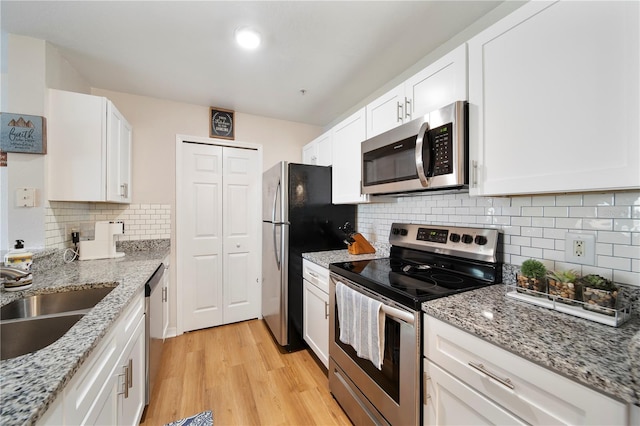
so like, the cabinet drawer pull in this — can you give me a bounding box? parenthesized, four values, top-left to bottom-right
(468, 361, 515, 390)
(308, 271, 318, 279)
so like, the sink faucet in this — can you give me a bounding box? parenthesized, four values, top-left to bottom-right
(0, 266, 32, 281)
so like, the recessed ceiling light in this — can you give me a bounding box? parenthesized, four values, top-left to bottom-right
(235, 27, 261, 50)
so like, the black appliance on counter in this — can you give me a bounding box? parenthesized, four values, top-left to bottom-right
(262, 162, 356, 352)
(329, 223, 502, 425)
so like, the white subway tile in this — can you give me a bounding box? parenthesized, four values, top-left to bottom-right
(511, 216, 531, 227)
(596, 243, 613, 256)
(521, 247, 543, 258)
(544, 207, 569, 217)
(555, 218, 582, 229)
(614, 245, 640, 259)
(597, 255, 631, 271)
(597, 206, 631, 218)
(556, 194, 583, 206)
(543, 249, 565, 262)
(521, 227, 543, 237)
(502, 226, 521, 236)
(582, 219, 613, 231)
(633, 207, 640, 219)
(613, 219, 640, 232)
(570, 207, 597, 218)
(613, 270, 640, 286)
(532, 195, 556, 206)
(503, 244, 521, 255)
(532, 217, 555, 228)
(511, 236, 531, 246)
(510, 196, 532, 207)
(633, 259, 640, 273)
(522, 206, 544, 217)
(584, 193, 614, 206)
(614, 192, 640, 206)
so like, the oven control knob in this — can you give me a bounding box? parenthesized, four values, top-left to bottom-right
(400, 229, 408, 236)
(449, 233, 461, 243)
(475, 235, 488, 245)
(461, 234, 474, 244)
(392, 228, 400, 235)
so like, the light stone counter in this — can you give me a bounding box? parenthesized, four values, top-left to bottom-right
(0, 240, 170, 426)
(302, 243, 390, 269)
(423, 284, 640, 406)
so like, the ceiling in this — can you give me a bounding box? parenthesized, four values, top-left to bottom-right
(1, 1, 503, 127)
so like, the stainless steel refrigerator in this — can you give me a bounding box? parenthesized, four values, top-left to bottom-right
(262, 162, 356, 351)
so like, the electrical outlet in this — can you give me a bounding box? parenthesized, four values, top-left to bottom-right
(565, 232, 595, 265)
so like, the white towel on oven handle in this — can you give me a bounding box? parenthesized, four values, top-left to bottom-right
(335, 281, 385, 370)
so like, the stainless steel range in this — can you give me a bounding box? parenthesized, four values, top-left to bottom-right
(328, 223, 501, 425)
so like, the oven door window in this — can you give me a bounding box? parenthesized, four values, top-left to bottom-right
(335, 310, 401, 402)
(363, 136, 418, 187)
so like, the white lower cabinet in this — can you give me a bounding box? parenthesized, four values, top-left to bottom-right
(424, 360, 524, 426)
(423, 315, 628, 426)
(302, 259, 330, 368)
(37, 290, 146, 426)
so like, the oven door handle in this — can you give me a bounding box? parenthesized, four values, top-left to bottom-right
(381, 304, 415, 325)
(415, 121, 431, 187)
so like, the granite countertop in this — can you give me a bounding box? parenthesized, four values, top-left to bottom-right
(0, 240, 170, 426)
(423, 284, 640, 406)
(302, 244, 390, 269)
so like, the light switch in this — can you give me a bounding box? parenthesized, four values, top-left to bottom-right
(16, 187, 36, 207)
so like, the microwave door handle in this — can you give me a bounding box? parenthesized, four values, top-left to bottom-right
(415, 121, 431, 187)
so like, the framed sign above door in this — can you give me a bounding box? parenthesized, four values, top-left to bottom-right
(209, 107, 234, 140)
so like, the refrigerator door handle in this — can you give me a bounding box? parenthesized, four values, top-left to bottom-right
(273, 223, 281, 270)
(272, 179, 281, 223)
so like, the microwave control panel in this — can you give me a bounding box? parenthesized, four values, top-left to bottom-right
(429, 123, 453, 176)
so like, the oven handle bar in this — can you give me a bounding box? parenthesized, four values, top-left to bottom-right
(381, 304, 415, 325)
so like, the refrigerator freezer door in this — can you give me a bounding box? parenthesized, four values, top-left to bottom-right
(261, 221, 289, 346)
(262, 161, 287, 223)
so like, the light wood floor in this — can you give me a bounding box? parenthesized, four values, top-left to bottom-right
(140, 319, 352, 426)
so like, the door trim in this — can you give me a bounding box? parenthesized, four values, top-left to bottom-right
(175, 134, 263, 336)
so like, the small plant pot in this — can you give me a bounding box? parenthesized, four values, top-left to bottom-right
(548, 279, 578, 305)
(516, 274, 547, 297)
(582, 286, 618, 316)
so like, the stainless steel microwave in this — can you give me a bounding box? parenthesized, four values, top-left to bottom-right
(361, 101, 467, 195)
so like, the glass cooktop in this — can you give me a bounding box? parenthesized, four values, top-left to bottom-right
(329, 256, 497, 310)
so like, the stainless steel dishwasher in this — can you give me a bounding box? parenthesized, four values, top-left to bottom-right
(145, 263, 165, 405)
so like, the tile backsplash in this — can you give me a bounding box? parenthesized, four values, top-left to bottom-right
(46, 202, 171, 248)
(357, 190, 640, 286)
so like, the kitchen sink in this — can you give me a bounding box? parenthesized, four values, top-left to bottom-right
(1, 286, 115, 320)
(1, 313, 85, 360)
(0, 286, 116, 360)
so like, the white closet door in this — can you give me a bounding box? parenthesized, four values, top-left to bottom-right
(222, 147, 260, 324)
(180, 142, 224, 331)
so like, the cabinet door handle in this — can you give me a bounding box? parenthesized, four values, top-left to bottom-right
(405, 97, 411, 119)
(117, 365, 129, 398)
(162, 286, 167, 302)
(396, 102, 403, 123)
(423, 372, 431, 405)
(120, 183, 129, 198)
(472, 161, 478, 188)
(128, 358, 133, 389)
(324, 301, 329, 319)
(468, 361, 515, 390)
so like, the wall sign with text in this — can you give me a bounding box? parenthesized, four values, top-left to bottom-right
(0, 113, 47, 154)
(209, 107, 235, 140)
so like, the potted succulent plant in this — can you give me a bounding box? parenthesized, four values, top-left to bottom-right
(579, 274, 618, 316)
(547, 269, 579, 304)
(516, 259, 547, 297)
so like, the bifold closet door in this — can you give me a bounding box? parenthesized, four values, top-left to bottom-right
(180, 142, 260, 332)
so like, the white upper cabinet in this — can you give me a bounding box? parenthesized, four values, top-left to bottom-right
(468, 0, 640, 196)
(48, 89, 133, 203)
(366, 44, 467, 138)
(302, 131, 332, 166)
(331, 107, 370, 204)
